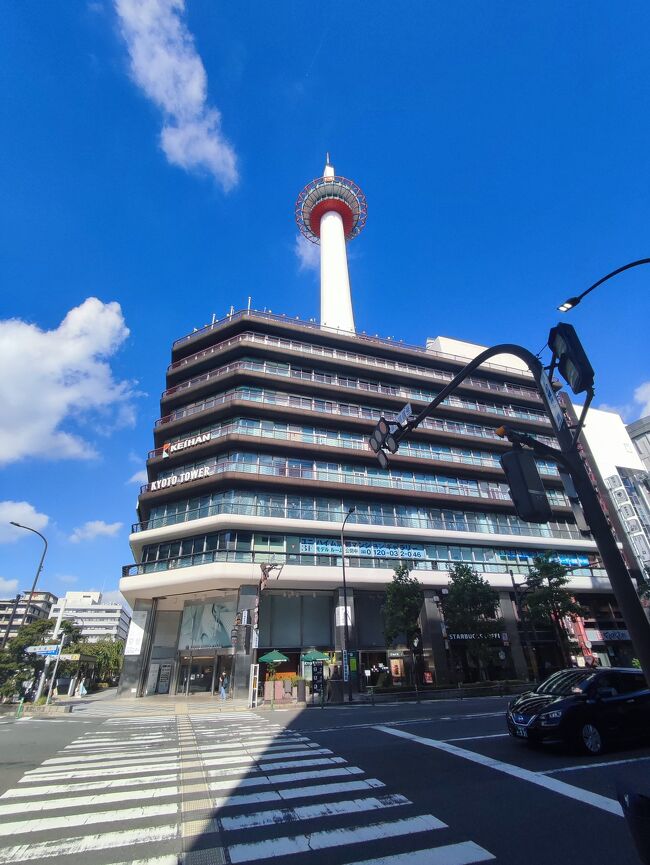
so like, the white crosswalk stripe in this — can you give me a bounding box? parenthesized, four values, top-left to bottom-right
(0, 711, 496, 865)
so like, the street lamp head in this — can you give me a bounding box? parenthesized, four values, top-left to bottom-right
(558, 296, 581, 313)
(10, 521, 23, 528)
(348, 506, 356, 515)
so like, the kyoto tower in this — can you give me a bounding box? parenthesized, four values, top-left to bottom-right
(295, 156, 367, 333)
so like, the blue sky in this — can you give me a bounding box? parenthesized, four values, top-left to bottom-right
(1, 1, 649, 605)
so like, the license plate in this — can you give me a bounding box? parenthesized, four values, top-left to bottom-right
(515, 726, 528, 738)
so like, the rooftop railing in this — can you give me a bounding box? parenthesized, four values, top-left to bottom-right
(170, 328, 539, 395)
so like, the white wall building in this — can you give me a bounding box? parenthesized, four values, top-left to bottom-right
(49, 591, 131, 643)
(579, 406, 650, 574)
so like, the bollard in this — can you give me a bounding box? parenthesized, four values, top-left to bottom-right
(15, 698, 24, 720)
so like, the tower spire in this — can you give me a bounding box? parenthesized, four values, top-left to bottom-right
(295, 162, 367, 334)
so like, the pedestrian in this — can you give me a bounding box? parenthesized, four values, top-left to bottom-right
(219, 672, 228, 701)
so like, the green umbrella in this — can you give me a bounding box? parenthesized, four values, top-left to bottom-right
(258, 650, 289, 663)
(301, 650, 330, 663)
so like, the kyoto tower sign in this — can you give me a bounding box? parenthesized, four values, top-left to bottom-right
(296, 156, 367, 334)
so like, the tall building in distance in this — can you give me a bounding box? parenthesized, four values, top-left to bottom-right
(49, 592, 131, 643)
(119, 159, 625, 700)
(628, 415, 650, 474)
(0, 590, 58, 647)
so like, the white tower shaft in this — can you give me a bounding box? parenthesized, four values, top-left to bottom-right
(320, 209, 356, 333)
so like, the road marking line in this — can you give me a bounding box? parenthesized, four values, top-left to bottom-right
(1, 774, 178, 799)
(205, 757, 347, 781)
(374, 726, 623, 818)
(227, 814, 446, 863)
(89, 859, 177, 865)
(445, 734, 510, 742)
(336, 841, 495, 865)
(207, 766, 363, 794)
(20, 763, 180, 782)
(0, 825, 177, 863)
(542, 755, 650, 774)
(213, 778, 384, 809)
(221, 793, 410, 830)
(41, 749, 180, 766)
(0, 802, 178, 836)
(0, 785, 179, 815)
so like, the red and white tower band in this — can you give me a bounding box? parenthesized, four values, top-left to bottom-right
(296, 155, 367, 334)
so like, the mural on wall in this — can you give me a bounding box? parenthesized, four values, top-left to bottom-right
(179, 599, 236, 649)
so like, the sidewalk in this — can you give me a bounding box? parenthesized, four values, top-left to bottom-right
(58, 687, 255, 716)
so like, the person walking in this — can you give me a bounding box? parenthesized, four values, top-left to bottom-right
(219, 672, 229, 701)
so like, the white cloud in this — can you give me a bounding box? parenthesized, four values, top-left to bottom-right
(633, 381, 650, 418)
(294, 233, 320, 272)
(598, 380, 650, 423)
(115, 0, 237, 190)
(70, 520, 123, 543)
(0, 298, 136, 466)
(0, 502, 50, 543)
(127, 469, 148, 485)
(0, 577, 19, 594)
(58, 575, 79, 585)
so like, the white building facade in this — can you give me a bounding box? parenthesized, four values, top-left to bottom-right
(49, 592, 131, 643)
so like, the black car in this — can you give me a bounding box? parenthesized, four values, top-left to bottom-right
(507, 668, 650, 755)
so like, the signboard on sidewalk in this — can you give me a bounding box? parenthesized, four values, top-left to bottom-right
(124, 611, 148, 656)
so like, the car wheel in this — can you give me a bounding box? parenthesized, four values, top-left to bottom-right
(576, 721, 605, 755)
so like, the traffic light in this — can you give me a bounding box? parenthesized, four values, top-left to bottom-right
(547, 323, 594, 395)
(500, 448, 553, 523)
(368, 417, 399, 455)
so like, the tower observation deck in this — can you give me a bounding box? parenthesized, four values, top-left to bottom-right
(295, 157, 367, 334)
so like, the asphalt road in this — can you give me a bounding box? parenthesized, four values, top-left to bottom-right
(0, 696, 647, 864)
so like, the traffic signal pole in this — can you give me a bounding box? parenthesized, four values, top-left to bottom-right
(378, 341, 650, 688)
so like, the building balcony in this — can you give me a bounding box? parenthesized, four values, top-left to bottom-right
(137, 456, 571, 514)
(170, 310, 535, 385)
(154, 384, 552, 443)
(131, 496, 589, 544)
(146, 420, 560, 481)
(166, 330, 542, 404)
(160, 358, 546, 419)
(122, 547, 606, 585)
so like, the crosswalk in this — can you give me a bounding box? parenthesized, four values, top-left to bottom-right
(0, 711, 496, 864)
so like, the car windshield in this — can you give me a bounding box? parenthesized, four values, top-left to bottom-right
(536, 670, 595, 696)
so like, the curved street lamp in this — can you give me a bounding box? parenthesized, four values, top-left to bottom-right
(10, 522, 48, 628)
(558, 258, 650, 312)
(340, 506, 356, 703)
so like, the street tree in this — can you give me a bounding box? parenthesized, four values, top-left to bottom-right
(69, 639, 124, 682)
(382, 563, 424, 645)
(523, 553, 585, 667)
(442, 563, 503, 681)
(0, 618, 84, 700)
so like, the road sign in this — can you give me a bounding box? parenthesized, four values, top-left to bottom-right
(395, 402, 412, 426)
(538, 370, 565, 433)
(25, 645, 58, 656)
(312, 660, 324, 694)
(342, 649, 349, 682)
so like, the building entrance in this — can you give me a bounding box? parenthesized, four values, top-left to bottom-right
(175, 651, 234, 696)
